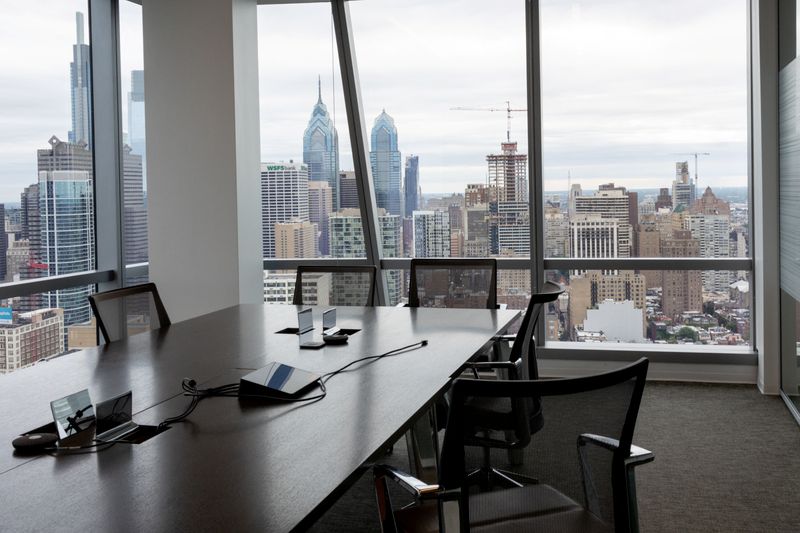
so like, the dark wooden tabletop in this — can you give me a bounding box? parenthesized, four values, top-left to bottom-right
(0, 304, 518, 532)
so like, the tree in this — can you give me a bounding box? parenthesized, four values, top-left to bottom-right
(677, 326, 698, 342)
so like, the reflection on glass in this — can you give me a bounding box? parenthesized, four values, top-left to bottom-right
(120, 1, 149, 271)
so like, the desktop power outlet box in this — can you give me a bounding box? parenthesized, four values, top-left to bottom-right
(239, 362, 322, 399)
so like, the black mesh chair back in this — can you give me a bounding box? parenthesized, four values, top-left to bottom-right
(89, 283, 171, 344)
(408, 258, 497, 309)
(292, 265, 377, 306)
(442, 358, 650, 532)
(509, 281, 566, 379)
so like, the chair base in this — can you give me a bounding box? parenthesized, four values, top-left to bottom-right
(464, 466, 538, 491)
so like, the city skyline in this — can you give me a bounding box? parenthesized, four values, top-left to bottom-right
(0, 1, 748, 203)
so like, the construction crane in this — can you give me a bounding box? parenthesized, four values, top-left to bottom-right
(450, 101, 527, 143)
(673, 152, 711, 190)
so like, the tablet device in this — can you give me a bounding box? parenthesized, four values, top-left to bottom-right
(50, 389, 95, 440)
(95, 391, 138, 442)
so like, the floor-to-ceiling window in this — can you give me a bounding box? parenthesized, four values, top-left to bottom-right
(119, 0, 149, 288)
(0, 0, 102, 369)
(540, 0, 752, 353)
(258, 2, 372, 305)
(256, 0, 754, 364)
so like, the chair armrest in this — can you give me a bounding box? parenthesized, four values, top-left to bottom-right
(578, 433, 654, 466)
(373, 464, 440, 499)
(463, 360, 519, 380)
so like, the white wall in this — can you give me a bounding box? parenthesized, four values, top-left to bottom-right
(142, 0, 262, 321)
(751, 0, 781, 393)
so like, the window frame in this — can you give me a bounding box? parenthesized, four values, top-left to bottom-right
(258, 0, 756, 366)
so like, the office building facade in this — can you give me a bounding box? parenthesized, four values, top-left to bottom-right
(261, 162, 310, 259)
(413, 210, 450, 258)
(370, 110, 402, 217)
(303, 82, 340, 210)
(69, 12, 92, 147)
(38, 170, 95, 327)
(403, 155, 420, 218)
(0, 308, 65, 374)
(128, 69, 146, 167)
(308, 180, 332, 256)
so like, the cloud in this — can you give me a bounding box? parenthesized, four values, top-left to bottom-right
(0, 0, 749, 203)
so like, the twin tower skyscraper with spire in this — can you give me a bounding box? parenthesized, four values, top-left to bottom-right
(302, 78, 411, 217)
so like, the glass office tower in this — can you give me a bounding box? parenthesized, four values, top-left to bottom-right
(38, 169, 96, 327)
(370, 110, 403, 217)
(303, 81, 340, 210)
(404, 155, 420, 219)
(69, 12, 92, 147)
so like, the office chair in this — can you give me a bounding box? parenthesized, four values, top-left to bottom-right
(462, 280, 565, 489)
(402, 258, 497, 475)
(408, 258, 497, 309)
(292, 265, 377, 306)
(374, 358, 653, 533)
(89, 283, 171, 344)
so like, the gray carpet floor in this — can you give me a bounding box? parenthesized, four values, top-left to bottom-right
(308, 382, 800, 532)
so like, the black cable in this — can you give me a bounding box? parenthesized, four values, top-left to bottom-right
(320, 340, 428, 384)
(45, 438, 134, 456)
(158, 340, 428, 428)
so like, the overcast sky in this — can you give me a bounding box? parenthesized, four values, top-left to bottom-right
(0, 0, 747, 203)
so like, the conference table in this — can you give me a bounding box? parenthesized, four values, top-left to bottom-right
(0, 303, 519, 532)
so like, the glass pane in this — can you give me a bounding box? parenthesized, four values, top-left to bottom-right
(0, 288, 98, 374)
(258, 3, 363, 260)
(350, 0, 529, 260)
(546, 269, 750, 346)
(541, 0, 749, 265)
(119, 1, 149, 273)
(0, 2, 97, 366)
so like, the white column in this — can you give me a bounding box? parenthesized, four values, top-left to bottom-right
(142, 0, 262, 321)
(751, 0, 780, 393)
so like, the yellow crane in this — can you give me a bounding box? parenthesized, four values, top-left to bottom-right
(450, 100, 527, 143)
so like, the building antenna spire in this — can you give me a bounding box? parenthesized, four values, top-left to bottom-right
(76, 12, 84, 45)
(317, 75, 322, 104)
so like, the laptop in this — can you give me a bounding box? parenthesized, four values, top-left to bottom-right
(95, 391, 139, 442)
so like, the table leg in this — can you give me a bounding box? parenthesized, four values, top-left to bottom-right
(405, 407, 440, 484)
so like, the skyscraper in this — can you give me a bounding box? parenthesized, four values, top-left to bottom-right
(660, 229, 702, 317)
(570, 183, 632, 258)
(38, 170, 95, 327)
(69, 12, 92, 147)
(338, 171, 358, 209)
(303, 80, 340, 209)
(328, 208, 402, 304)
(34, 136, 96, 326)
(487, 142, 527, 203)
(684, 187, 732, 292)
(486, 142, 529, 256)
(261, 162, 309, 258)
(307, 181, 332, 256)
(413, 210, 450, 258)
(128, 70, 146, 161)
(274, 220, 317, 258)
(672, 161, 696, 211)
(370, 110, 402, 217)
(403, 155, 420, 218)
(569, 215, 621, 260)
(122, 145, 148, 265)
